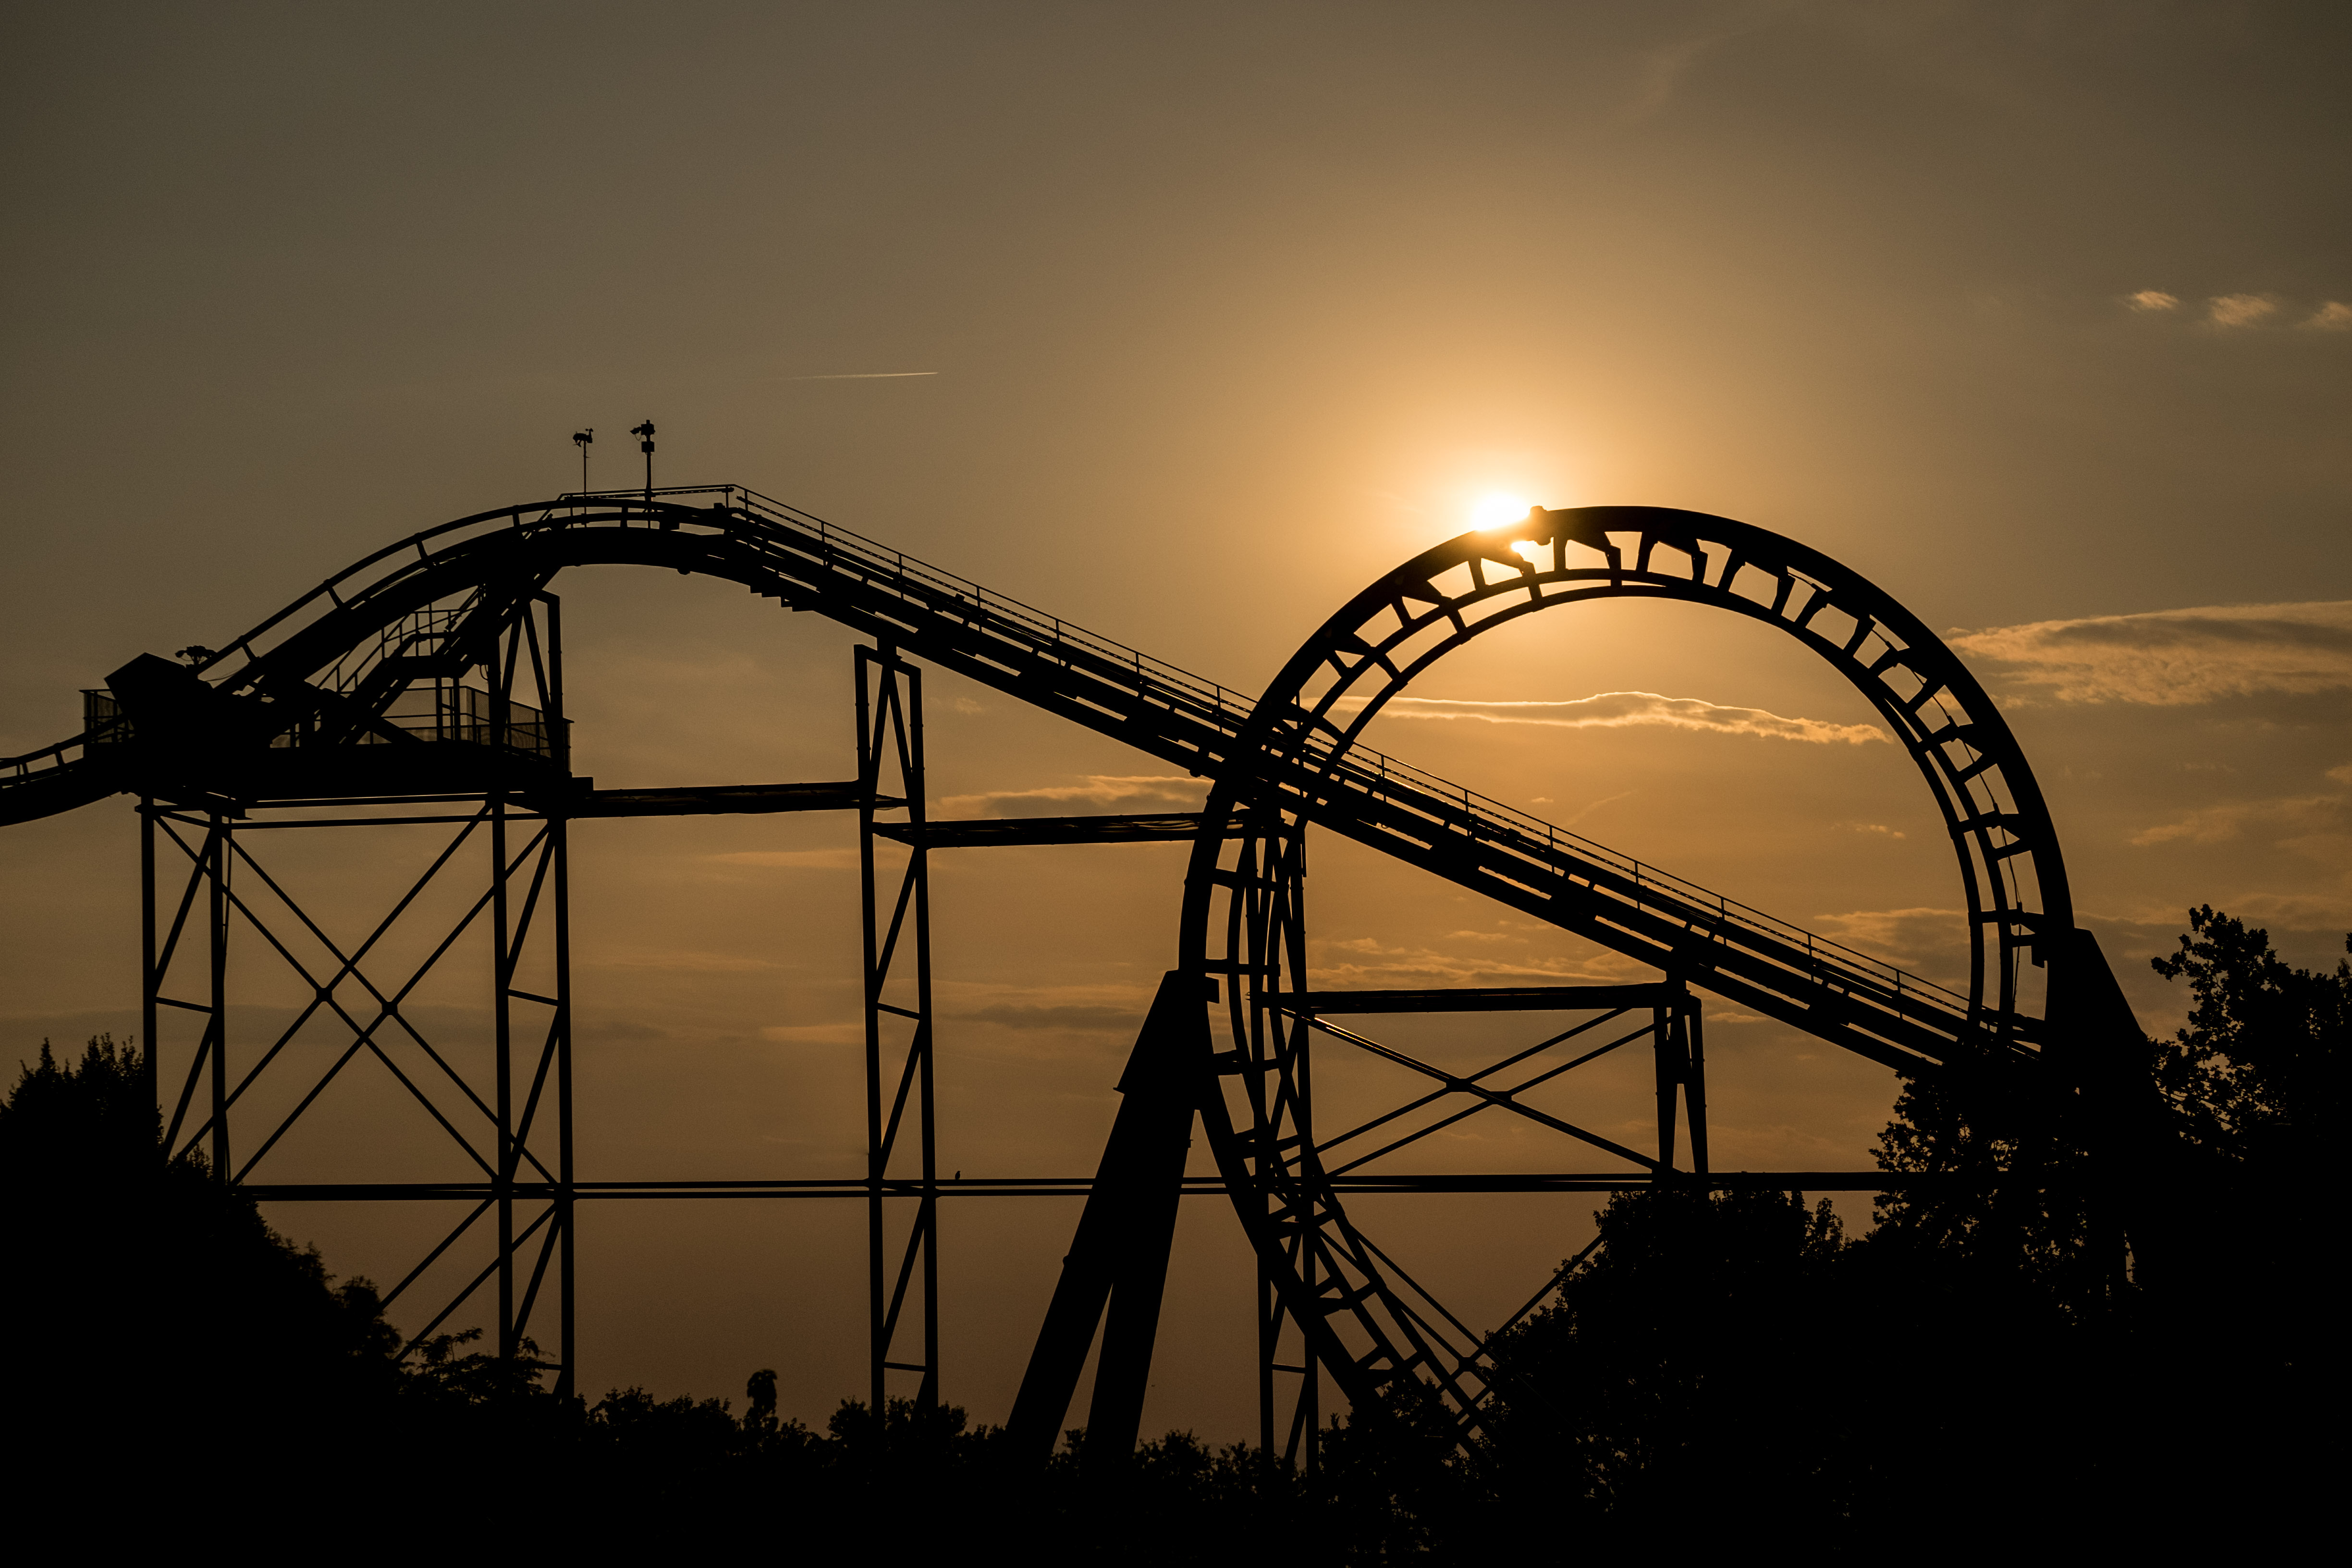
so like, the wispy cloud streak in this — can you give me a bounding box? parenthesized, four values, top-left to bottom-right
(1952, 602, 2352, 704)
(1357, 692, 1886, 745)
(2208, 294, 2278, 327)
(938, 774, 1207, 817)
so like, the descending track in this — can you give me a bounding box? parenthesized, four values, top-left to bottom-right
(9, 481, 2149, 1456)
(4, 485, 2051, 1073)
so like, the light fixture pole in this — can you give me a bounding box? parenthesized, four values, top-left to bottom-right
(631, 420, 656, 499)
(573, 429, 593, 495)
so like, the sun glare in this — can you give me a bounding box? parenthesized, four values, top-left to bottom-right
(1469, 492, 1534, 530)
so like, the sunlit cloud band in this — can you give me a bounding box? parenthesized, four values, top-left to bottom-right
(939, 774, 1207, 817)
(1359, 692, 1887, 745)
(1952, 601, 2352, 704)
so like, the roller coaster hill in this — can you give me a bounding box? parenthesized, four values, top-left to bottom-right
(0, 482, 2159, 1461)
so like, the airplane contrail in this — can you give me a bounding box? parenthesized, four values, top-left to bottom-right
(784, 371, 941, 380)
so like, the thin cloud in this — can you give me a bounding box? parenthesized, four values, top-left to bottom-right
(2130, 784, 2348, 848)
(957, 1002, 1140, 1032)
(2304, 301, 2352, 331)
(592, 947, 777, 971)
(1312, 936, 1615, 988)
(2205, 889, 2352, 929)
(1810, 908, 1970, 986)
(783, 371, 940, 380)
(2124, 290, 2180, 312)
(1951, 602, 2352, 704)
(1361, 692, 1887, 746)
(1560, 790, 1633, 827)
(943, 982, 1155, 1037)
(938, 774, 1207, 818)
(1620, 1, 1796, 123)
(2208, 294, 2278, 327)
(759, 1021, 863, 1045)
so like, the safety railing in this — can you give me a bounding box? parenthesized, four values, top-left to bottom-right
(1306, 739, 1971, 1024)
(265, 682, 562, 761)
(1, 482, 1972, 1034)
(699, 490, 1968, 1024)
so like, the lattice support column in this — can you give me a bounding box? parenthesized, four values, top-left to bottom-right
(857, 643, 938, 1414)
(136, 588, 577, 1393)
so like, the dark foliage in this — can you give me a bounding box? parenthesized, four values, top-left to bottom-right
(5, 908, 2331, 1553)
(1474, 1183, 2125, 1551)
(0, 1038, 404, 1458)
(2150, 904, 2344, 1168)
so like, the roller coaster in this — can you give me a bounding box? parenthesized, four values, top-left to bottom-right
(0, 484, 2146, 1460)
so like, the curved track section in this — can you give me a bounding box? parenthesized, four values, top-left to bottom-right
(1178, 504, 2089, 1431)
(4, 486, 2127, 1449)
(4, 489, 2000, 1073)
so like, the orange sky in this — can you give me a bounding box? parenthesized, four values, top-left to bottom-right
(4, 2, 2347, 1440)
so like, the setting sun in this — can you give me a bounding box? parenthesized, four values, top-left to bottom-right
(1469, 492, 1535, 530)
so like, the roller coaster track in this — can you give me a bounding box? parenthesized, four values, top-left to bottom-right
(2, 484, 2018, 1078)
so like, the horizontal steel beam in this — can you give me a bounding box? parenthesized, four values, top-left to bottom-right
(1276, 985, 1680, 1014)
(238, 1170, 1934, 1201)
(569, 780, 883, 817)
(871, 811, 1247, 848)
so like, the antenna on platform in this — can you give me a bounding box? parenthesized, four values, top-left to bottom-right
(631, 419, 656, 498)
(573, 428, 593, 494)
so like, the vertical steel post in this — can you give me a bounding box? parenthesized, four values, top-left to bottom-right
(1284, 825, 1318, 1470)
(548, 596, 577, 1398)
(492, 786, 514, 1360)
(857, 650, 884, 1416)
(908, 664, 938, 1411)
(139, 799, 158, 1143)
(491, 607, 517, 1360)
(1258, 1273, 1278, 1457)
(858, 644, 939, 1416)
(207, 810, 229, 1181)
(1684, 997, 1709, 1177)
(1653, 992, 1679, 1173)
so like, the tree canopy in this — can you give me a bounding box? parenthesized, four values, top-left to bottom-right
(5, 906, 2333, 1554)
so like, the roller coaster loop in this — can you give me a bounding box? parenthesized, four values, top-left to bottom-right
(0, 486, 2147, 1459)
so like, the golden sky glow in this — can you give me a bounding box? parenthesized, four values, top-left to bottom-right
(3, 1, 2347, 1440)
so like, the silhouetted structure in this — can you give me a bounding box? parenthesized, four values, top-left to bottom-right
(0, 488, 2149, 1452)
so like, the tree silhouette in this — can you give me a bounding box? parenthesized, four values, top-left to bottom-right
(1, 1036, 414, 1523)
(2151, 905, 2343, 1168)
(8, 905, 2330, 1549)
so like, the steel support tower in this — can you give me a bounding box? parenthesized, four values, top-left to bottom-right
(2, 486, 2153, 1453)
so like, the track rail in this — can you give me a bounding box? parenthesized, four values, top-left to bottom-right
(2, 485, 1977, 1065)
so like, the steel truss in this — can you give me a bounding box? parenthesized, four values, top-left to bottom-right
(140, 591, 577, 1387)
(1200, 816, 1714, 1460)
(3, 485, 2152, 1463)
(857, 644, 939, 1411)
